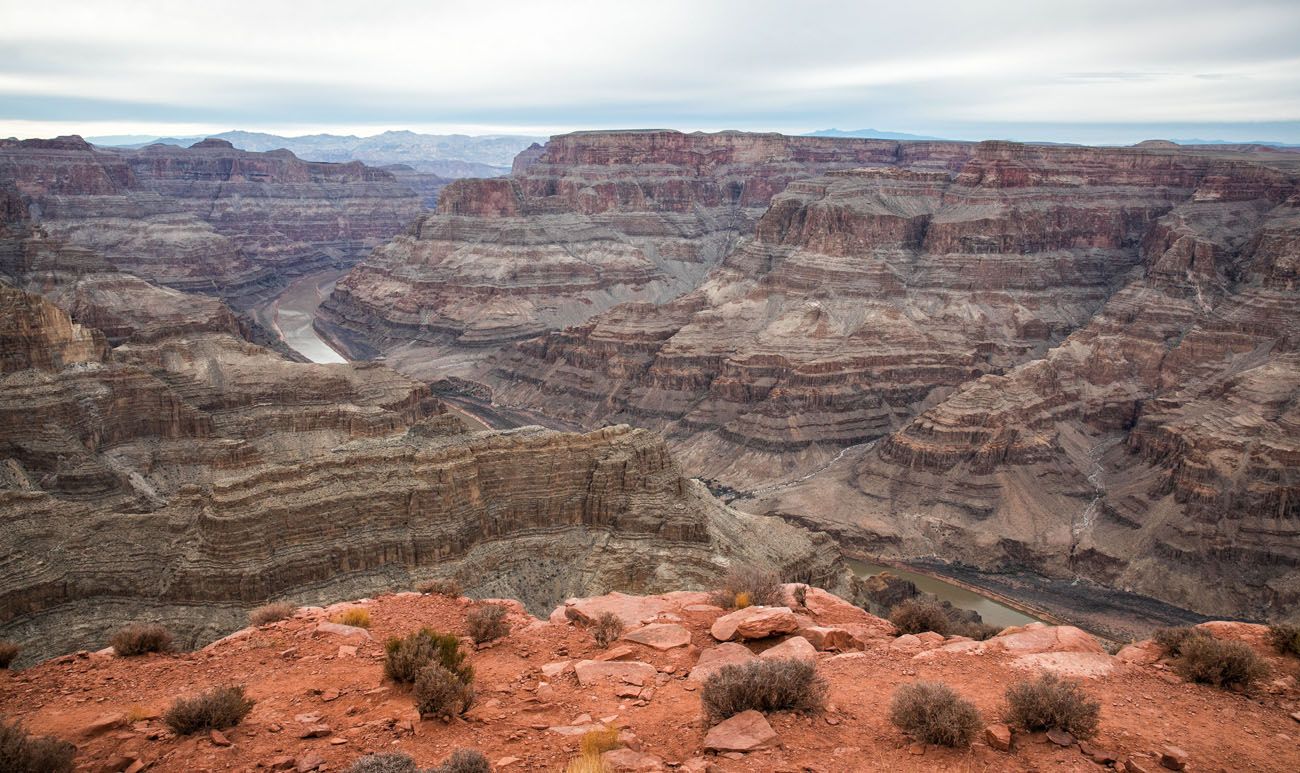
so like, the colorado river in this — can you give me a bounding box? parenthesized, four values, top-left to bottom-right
(848, 558, 1040, 628)
(264, 268, 350, 364)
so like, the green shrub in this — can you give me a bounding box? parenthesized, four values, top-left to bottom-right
(1267, 624, 1300, 658)
(384, 628, 472, 685)
(417, 578, 462, 597)
(590, 612, 624, 649)
(413, 664, 474, 720)
(248, 602, 295, 626)
(163, 685, 254, 734)
(1175, 635, 1268, 689)
(1004, 672, 1100, 738)
(465, 604, 509, 644)
(708, 565, 783, 609)
(1152, 626, 1207, 656)
(0, 719, 76, 773)
(110, 623, 173, 656)
(700, 658, 827, 721)
(889, 599, 952, 636)
(888, 681, 982, 747)
(0, 641, 19, 669)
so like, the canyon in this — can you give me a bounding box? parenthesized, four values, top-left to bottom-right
(320, 130, 1300, 626)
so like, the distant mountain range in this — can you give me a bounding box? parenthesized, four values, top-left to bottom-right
(86, 130, 547, 178)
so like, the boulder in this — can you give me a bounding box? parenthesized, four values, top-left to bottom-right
(759, 636, 817, 662)
(1159, 746, 1189, 770)
(601, 748, 667, 772)
(985, 723, 1012, 752)
(573, 659, 657, 687)
(622, 623, 691, 651)
(689, 643, 757, 681)
(710, 606, 799, 642)
(799, 626, 864, 652)
(702, 710, 779, 752)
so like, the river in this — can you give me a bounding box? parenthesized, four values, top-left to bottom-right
(848, 558, 1040, 628)
(263, 268, 350, 364)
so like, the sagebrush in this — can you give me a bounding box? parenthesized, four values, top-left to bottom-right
(590, 612, 624, 649)
(889, 599, 952, 636)
(700, 658, 827, 721)
(708, 565, 783, 609)
(1004, 672, 1100, 738)
(110, 623, 173, 656)
(163, 685, 254, 734)
(345, 749, 489, 773)
(432, 749, 491, 773)
(384, 628, 472, 684)
(1152, 626, 1207, 656)
(889, 681, 982, 747)
(466, 604, 509, 644)
(413, 664, 475, 719)
(416, 578, 462, 597)
(1267, 624, 1300, 658)
(1175, 635, 1267, 689)
(248, 602, 295, 626)
(0, 719, 76, 773)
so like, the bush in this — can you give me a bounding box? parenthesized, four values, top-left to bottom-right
(0, 719, 76, 773)
(1267, 624, 1300, 658)
(413, 664, 474, 719)
(1004, 672, 1100, 738)
(466, 604, 509, 644)
(432, 750, 490, 773)
(1152, 626, 1207, 656)
(248, 602, 295, 627)
(163, 685, 254, 734)
(333, 608, 371, 628)
(0, 641, 19, 669)
(709, 565, 783, 609)
(110, 623, 173, 656)
(1175, 635, 1268, 689)
(347, 752, 418, 773)
(590, 612, 625, 649)
(700, 658, 827, 721)
(417, 578, 462, 597)
(793, 584, 808, 608)
(889, 599, 952, 636)
(888, 681, 982, 747)
(953, 622, 1003, 641)
(384, 628, 472, 685)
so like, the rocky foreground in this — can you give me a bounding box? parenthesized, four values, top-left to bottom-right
(4, 585, 1298, 772)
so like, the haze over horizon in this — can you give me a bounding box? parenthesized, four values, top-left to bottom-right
(2, 0, 1299, 146)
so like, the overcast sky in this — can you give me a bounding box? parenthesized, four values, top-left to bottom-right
(2, 0, 1299, 144)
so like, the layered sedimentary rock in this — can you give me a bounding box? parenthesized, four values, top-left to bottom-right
(0, 136, 424, 305)
(317, 130, 971, 373)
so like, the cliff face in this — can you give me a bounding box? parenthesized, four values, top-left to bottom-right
(0, 136, 424, 305)
(316, 130, 972, 373)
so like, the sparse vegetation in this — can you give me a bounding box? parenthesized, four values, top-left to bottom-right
(0, 641, 19, 669)
(347, 752, 418, 773)
(1175, 635, 1268, 689)
(333, 607, 372, 628)
(793, 584, 808, 608)
(413, 664, 475, 719)
(431, 749, 491, 773)
(1152, 626, 1208, 656)
(163, 685, 254, 735)
(1267, 623, 1300, 657)
(110, 623, 173, 656)
(889, 599, 952, 636)
(563, 754, 608, 773)
(708, 565, 783, 609)
(384, 628, 473, 685)
(590, 612, 625, 649)
(417, 578, 462, 597)
(579, 725, 621, 756)
(0, 719, 76, 773)
(954, 621, 1003, 641)
(1004, 672, 1100, 738)
(248, 602, 295, 627)
(888, 681, 982, 747)
(700, 657, 828, 721)
(466, 603, 510, 644)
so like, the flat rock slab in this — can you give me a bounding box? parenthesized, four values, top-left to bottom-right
(759, 636, 817, 662)
(564, 592, 680, 627)
(601, 748, 668, 772)
(689, 643, 757, 682)
(573, 659, 657, 687)
(622, 623, 691, 651)
(702, 710, 779, 752)
(710, 606, 798, 642)
(314, 621, 371, 640)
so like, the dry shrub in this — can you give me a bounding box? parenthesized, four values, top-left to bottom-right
(888, 681, 982, 747)
(889, 599, 952, 636)
(110, 623, 173, 656)
(1267, 624, 1300, 658)
(793, 585, 808, 608)
(1152, 626, 1207, 656)
(0, 641, 19, 669)
(466, 604, 509, 644)
(579, 725, 621, 756)
(413, 664, 474, 719)
(0, 719, 76, 773)
(417, 578, 462, 597)
(709, 565, 782, 609)
(163, 685, 254, 734)
(954, 622, 1003, 641)
(432, 749, 491, 773)
(564, 753, 608, 773)
(1175, 635, 1268, 689)
(334, 608, 371, 628)
(346, 752, 418, 773)
(701, 658, 827, 721)
(384, 628, 472, 685)
(248, 602, 294, 627)
(590, 612, 625, 649)
(1004, 672, 1100, 738)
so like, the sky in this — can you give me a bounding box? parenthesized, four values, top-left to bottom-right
(2, 0, 1299, 144)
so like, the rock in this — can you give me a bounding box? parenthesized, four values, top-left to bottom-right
(689, 643, 758, 681)
(296, 724, 332, 739)
(209, 729, 232, 747)
(295, 752, 326, 772)
(595, 645, 638, 662)
(702, 710, 780, 752)
(758, 636, 817, 662)
(496, 757, 520, 768)
(1047, 728, 1076, 747)
(601, 748, 668, 771)
(573, 660, 658, 687)
(890, 634, 924, 654)
(679, 758, 716, 773)
(1115, 641, 1162, 666)
(542, 660, 573, 677)
(81, 712, 126, 738)
(985, 723, 1012, 752)
(799, 626, 865, 652)
(1159, 746, 1189, 770)
(315, 621, 371, 640)
(1124, 756, 1156, 773)
(269, 757, 296, 771)
(622, 623, 692, 651)
(710, 606, 799, 642)
(337, 645, 358, 658)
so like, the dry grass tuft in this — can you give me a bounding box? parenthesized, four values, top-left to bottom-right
(163, 685, 254, 735)
(579, 725, 621, 756)
(563, 753, 608, 773)
(1004, 672, 1100, 738)
(333, 608, 371, 628)
(701, 658, 827, 721)
(889, 681, 982, 747)
(110, 623, 173, 656)
(416, 578, 462, 597)
(590, 612, 625, 649)
(248, 602, 295, 627)
(0, 719, 76, 773)
(465, 604, 510, 644)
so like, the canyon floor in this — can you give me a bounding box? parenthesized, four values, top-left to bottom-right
(5, 586, 1299, 773)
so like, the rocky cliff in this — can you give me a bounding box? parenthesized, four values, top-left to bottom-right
(0, 136, 425, 306)
(316, 130, 972, 374)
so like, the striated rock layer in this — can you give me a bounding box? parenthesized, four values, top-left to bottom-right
(317, 130, 971, 373)
(0, 136, 425, 306)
